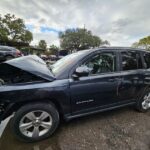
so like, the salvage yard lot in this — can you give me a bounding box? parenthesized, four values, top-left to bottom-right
(0, 107, 149, 150)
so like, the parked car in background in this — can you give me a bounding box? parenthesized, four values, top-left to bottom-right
(46, 55, 60, 65)
(0, 47, 150, 142)
(0, 45, 22, 61)
(40, 54, 49, 61)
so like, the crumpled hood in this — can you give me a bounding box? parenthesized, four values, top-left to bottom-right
(3, 55, 55, 81)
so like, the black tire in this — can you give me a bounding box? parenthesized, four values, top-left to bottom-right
(11, 102, 59, 142)
(136, 89, 150, 112)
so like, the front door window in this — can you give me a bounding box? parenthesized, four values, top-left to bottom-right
(81, 52, 116, 75)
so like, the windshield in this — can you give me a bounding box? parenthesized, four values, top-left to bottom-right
(51, 50, 88, 75)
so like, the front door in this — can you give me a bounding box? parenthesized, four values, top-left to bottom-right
(70, 51, 121, 114)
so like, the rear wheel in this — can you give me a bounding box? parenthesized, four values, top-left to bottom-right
(136, 90, 150, 112)
(11, 103, 59, 142)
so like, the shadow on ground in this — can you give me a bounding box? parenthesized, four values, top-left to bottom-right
(0, 107, 150, 150)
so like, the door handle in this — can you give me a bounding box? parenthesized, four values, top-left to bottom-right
(108, 78, 115, 82)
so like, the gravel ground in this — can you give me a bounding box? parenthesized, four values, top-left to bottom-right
(0, 106, 149, 150)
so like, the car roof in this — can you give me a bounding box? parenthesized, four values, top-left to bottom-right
(0, 45, 16, 50)
(80, 46, 149, 54)
(96, 46, 148, 51)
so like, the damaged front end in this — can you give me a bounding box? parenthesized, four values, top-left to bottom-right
(0, 55, 55, 122)
(0, 102, 5, 114)
(0, 102, 10, 121)
(0, 55, 55, 85)
(0, 63, 46, 85)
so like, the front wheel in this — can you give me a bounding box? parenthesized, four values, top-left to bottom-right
(11, 102, 59, 142)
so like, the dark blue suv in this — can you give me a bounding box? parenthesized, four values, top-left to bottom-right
(0, 47, 150, 142)
(0, 45, 22, 61)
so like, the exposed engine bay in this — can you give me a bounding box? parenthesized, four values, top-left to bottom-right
(0, 63, 44, 85)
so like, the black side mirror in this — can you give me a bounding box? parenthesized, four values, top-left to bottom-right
(74, 66, 90, 78)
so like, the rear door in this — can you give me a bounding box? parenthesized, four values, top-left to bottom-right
(118, 50, 145, 102)
(142, 52, 150, 85)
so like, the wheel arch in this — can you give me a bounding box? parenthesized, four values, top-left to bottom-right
(2, 98, 65, 121)
(136, 85, 150, 101)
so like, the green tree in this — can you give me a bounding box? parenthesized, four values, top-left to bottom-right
(0, 14, 33, 43)
(102, 40, 110, 46)
(132, 36, 150, 50)
(132, 42, 140, 48)
(49, 44, 59, 55)
(38, 40, 47, 50)
(21, 30, 33, 43)
(59, 28, 109, 52)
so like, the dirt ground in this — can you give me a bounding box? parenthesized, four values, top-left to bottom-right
(0, 106, 149, 150)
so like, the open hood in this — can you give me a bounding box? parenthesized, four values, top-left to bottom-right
(3, 55, 55, 81)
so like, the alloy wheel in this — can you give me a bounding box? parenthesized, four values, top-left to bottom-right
(19, 110, 52, 138)
(142, 93, 150, 110)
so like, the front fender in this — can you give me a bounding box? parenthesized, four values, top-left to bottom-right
(0, 79, 71, 122)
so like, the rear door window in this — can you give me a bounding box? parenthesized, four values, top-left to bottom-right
(121, 51, 143, 71)
(143, 52, 150, 68)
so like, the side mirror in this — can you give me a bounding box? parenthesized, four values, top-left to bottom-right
(74, 66, 90, 77)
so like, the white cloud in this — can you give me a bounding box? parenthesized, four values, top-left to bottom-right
(31, 32, 59, 47)
(0, 0, 150, 47)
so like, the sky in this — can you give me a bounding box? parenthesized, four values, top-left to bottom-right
(0, 0, 150, 47)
